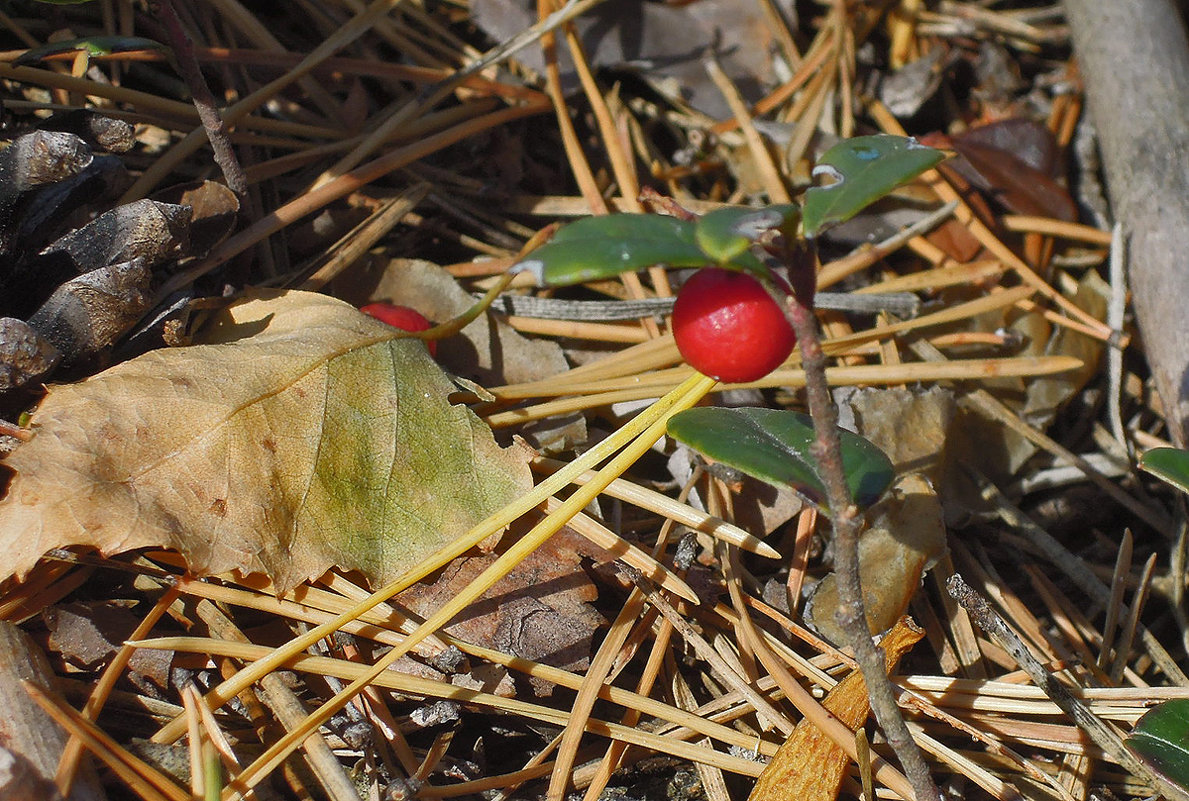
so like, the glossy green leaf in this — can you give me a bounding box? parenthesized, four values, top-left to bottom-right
(1139, 447, 1189, 497)
(515, 214, 706, 287)
(694, 204, 799, 271)
(667, 407, 894, 509)
(802, 135, 945, 238)
(1127, 699, 1189, 790)
(14, 36, 167, 66)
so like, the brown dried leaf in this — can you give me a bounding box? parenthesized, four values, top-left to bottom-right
(807, 389, 952, 640)
(951, 136, 1077, 222)
(152, 180, 240, 258)
(0, 290, 532, 590)
(346, 258, 571, 387)
(845, 386, 957, 485)
(1022, 271, 1108, 427)
(807, 475, 946, 640)
(396, 525, 610, 696)
(42, 601, 172, 686)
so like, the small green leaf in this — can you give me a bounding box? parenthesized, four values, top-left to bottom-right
(694, 204, 799, 270)
(1139, 447, 1189, 497)
(667, 407, 894, 509)
(14, 35, 168, 66)
(802, 135, 945, 238)
(515, 214, 707, 287)
(1127, 700, 1189, 791)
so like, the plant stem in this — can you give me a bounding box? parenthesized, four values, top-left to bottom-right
(149, 0, 249, 198)
(775, 241, 941, 801)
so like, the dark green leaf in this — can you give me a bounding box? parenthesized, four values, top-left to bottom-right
(1139, 447, 1189, 497)
(515, 214, 706, 287)
(667, 407, 894, 509)
(14, 36, 167, 66)
(802, 135, 944, 238)
(694, 204, 799, 271)
(1127, 700, 1189, 790)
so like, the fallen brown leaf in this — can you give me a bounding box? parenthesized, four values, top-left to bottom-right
(0, 290, 532, 590)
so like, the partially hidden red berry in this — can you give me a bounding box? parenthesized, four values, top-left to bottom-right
(671, 268, 795, 382)
(360, 302, 437, 356)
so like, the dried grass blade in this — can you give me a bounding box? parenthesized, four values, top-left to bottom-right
(220, 375, 717, 796)
(24, 681, 190, 801)
(541, 496, 698, 602)
(56, 582, 180, 795)
(947, 574, 1189, 801)
(123, 0, 414, 201)
(533, 456, 778, 558)
(546, 584, 650, 800)
(706, 58, 790, 204)
(1110, 552, 1156, 684)
(485, 356, 1085, 427)
(160, 98, 550, 296)
(153, 373, 707, 747)
(870, 101, 1112, 340)
(139, 634, 778, 759)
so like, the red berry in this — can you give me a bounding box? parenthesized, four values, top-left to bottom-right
(671, 268, 795, 382)
(360, 302, 437, 356)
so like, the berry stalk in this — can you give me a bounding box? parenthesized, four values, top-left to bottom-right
(769, 238, 941, 801)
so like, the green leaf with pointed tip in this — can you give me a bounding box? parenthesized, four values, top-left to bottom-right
(1127, 700, 1189, 791)
(802, 135, 945, 238)
(516, 213, 707, 287)
(1139, 447, 1189, 497)
(14, 35, 168, 66)
(667, 407, 894, 510)
(694, 204, 800, 271)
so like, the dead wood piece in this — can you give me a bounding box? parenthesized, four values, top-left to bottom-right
(748, 618, 924, 801)
(1064, 0, 1189, 443)
(0, 621, 105, 801)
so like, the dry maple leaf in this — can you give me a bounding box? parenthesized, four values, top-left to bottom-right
(0, 290, 532, 590)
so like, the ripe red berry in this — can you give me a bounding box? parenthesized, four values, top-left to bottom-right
(671, 268, 795, 382)
(360, 302, 437, 356)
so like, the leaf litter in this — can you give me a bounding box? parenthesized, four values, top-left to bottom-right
(0, 290, 532, 591)
(0, 2, 1186, 801)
